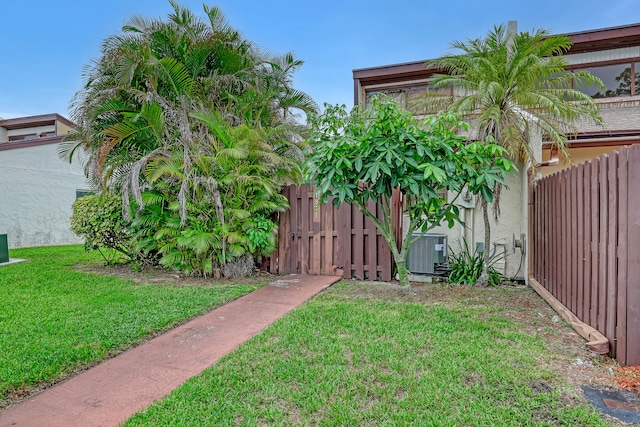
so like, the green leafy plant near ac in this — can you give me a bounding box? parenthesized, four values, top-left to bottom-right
(448, 238, 505, 286)
(305, 97, 516, 288)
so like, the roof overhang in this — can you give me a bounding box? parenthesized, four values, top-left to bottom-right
(0, 135, 65, 151)
(353, 22, 640, 104)
(0, 113, 75, 131)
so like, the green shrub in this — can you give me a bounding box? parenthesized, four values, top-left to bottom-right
(246, 213, 277, 257)
(70, 194, 135, 262)
(447, 238, 504, 286)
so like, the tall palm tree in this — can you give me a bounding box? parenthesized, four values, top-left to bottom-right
(424, 24, 604, 285)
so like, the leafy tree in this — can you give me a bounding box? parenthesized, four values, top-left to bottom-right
(305, 97, 515, 288)
(61, 1, 315, 276)
(422, 24, 604, 285)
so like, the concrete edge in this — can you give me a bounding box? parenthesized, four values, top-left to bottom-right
(0, 259, 26, 267)
(529, 276, 609, 354)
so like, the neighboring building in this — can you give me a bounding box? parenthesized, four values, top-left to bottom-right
(0, 114, 89, 248)
(352, 22, 640, 280)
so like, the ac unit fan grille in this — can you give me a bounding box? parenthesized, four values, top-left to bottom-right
(407, 234, 447, 274)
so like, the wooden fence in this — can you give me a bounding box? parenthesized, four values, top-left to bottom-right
(272, 184, 402, 282)
(530, 145, 640, 365)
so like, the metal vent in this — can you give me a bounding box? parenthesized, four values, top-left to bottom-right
(407, 234, 447, 274)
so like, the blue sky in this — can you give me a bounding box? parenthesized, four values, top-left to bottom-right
(0, 1, 638, 119)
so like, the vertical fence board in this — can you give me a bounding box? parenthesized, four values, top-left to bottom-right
(300, 185, 311, 274)
(570, 167, 578, 314)
(548, 176, 555, 292)
(562, 172, 569, 308)
(626, 145, 640, 365)
(553, 173, 561, 297)
(531, 180, 537, 279)
(339, 203, 353, 279)
(590, 158, 600, 328)
(352, 204, 364, 279)
(559, 171, 564, 295)
(366, 201, 378, 280)
(584, 161, 593, 324)
(310, 190, 321, 275)
(291, 185, 300, 273)
(544, 178, 550, 287)
(321, 200, 333, 275)
(534, 180, 540, 282)
(560, 173, 573, 309)
(598, 156, 609, 333)
(617, 147, 629, 365)
(606, 154, 618, 356)
(576, 164, 585, 321)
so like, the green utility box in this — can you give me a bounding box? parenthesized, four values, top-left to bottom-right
(0, 234, 9, 264)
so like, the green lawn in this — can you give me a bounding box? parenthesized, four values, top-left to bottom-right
(125, 282, 607, 426)
(0, 245, 261, 405)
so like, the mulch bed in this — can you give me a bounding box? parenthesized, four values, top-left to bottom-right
(614, 366, 640, 395)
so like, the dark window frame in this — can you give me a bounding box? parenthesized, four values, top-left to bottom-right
(569, 58, 640, 98)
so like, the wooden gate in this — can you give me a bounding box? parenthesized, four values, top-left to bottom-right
(273, 184, 402, 281)
(530, 145, 640, 365)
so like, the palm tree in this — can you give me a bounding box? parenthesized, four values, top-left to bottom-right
(62, 1, 316, 275)
(424, 23, 604, 285)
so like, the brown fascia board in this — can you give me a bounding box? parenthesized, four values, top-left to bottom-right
(0, 135, 65, 151)
(353, 60, 440, 84)
(354, 22, 640, 94)
(0, 113, 75, 131)
(542, 129, 640, 149)
(567, 23, 640, 54)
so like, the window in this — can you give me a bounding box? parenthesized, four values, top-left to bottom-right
(76, 190, 94, 199)
(365, 83, 452, 114)
(8, 134, 37, 142)
(574, 62, 639, 98)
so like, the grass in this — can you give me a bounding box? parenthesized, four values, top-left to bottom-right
(0, 245, 261, 404)
(125, 282, 607, 426)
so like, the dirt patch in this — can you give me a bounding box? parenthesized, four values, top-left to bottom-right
(75, 263, 273, 287)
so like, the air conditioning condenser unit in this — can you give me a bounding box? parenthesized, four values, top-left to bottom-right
(407, 234, 447, 275)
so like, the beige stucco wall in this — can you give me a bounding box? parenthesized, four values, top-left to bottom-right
(404, 162, 530, 280)
(0, 143, 89, 248)
(56, 121, 74, 136)
(363, 55, 640, 281)
(541, 145, 623, 176)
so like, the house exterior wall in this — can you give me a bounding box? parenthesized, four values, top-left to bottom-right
(6, 125, 55, 139)
(0, 142, 88, 248)
(354, 23, 640, 282)
(409, 165, 529, 279)
(564, 46, 640, 65)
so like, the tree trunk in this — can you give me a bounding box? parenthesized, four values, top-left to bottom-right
(475, 200, 491, 286)
(396, 256, 410, 289)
